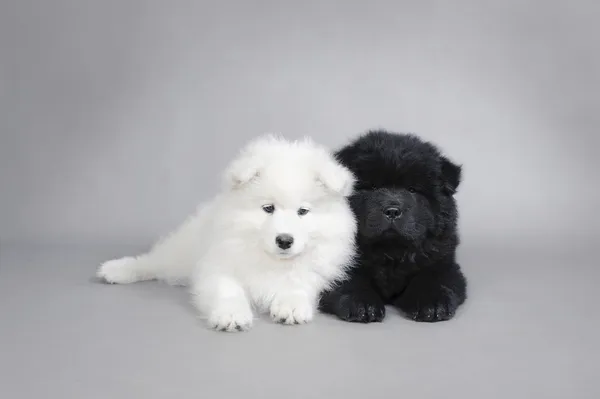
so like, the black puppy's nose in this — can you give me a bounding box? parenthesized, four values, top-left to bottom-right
(384, 207, 402, 219)
(275, 234, 294, 250)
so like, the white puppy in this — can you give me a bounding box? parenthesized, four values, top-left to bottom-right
(97, 134, 357, 332)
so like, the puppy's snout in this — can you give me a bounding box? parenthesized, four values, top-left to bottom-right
(275, 234, 294, 250)
(384, 207, 402, 220)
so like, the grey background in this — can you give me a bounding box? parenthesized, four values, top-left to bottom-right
(1, 1, 598, 398)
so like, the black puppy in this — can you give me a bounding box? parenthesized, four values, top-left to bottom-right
(319, 130, 467, 323)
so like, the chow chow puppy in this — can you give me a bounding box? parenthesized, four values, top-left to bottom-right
(319, 130, 467, 323)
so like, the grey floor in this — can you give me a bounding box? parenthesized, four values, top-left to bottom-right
(1, 242, 597, 399)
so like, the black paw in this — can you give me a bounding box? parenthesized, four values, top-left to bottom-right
(334, 294, 386, 323)
(395, 284, 459, 322)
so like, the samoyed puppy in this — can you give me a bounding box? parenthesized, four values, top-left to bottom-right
(97, 134, 357, 332)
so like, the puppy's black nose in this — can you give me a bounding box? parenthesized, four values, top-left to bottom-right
(384, 207, 402, 219)
(275, 234, 294, 250)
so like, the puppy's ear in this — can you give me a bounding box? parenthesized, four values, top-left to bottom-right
(223, 153, 262, 190)
(440, 156, 462, 195)
(223, 134, 284, 190)
(316, 157, 356, 197)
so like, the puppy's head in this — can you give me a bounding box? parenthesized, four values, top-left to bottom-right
(336, 130, 461, 245)
(222, 134, 355, 260)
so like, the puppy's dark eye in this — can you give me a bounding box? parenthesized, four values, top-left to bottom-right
(408, 187, 417, 193)
(297, 207, 310, 216)
(262, 204, 275, 214)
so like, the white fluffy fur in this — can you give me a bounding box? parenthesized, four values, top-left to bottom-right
(97, 134, 357, 332)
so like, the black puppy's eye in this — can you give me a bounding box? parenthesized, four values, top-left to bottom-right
(408, 187, 416, 193)
(262, 204, 275, 214)
(297, 207, 310, 216)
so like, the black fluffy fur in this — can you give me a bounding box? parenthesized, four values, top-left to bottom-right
(319, 130, 467, 323)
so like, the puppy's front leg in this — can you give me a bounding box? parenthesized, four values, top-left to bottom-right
(191, 274, 254, 332)
(318, 271, 386, 323)
(270, 285, 316, 325)
(394, 262, 467, 322)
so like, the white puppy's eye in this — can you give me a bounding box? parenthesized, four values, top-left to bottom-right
(262, 204, 275, 214)
(297, 207, 310, 216)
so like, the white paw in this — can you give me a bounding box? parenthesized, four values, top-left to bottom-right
(97, 257, 140, 284)
(207, 304, 253, 332)
(270, 295, 314, 325)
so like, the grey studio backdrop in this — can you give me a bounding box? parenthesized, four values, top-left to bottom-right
(1, 1, 598, 399)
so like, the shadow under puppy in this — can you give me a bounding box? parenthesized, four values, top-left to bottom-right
(319, 130, 467, 323)
(97, 134, 357, 332)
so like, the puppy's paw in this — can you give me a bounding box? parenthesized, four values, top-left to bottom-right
(97, 257, 140, 284)
(270, 295, 314, 325)
(395, 283, 459, 322)
(207, 304, 253, 332)
(334, 293, 386, 323)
